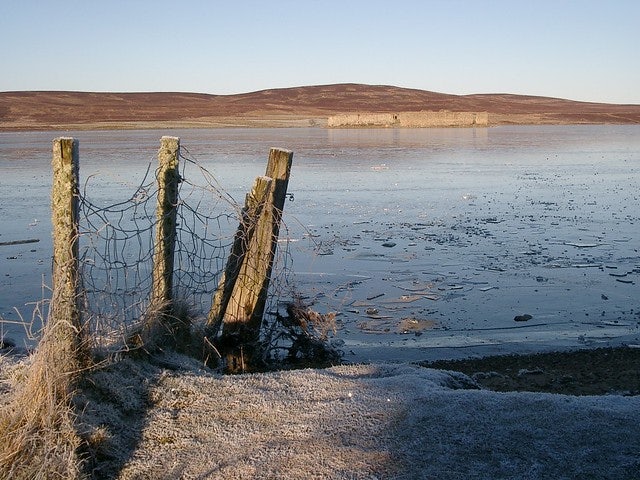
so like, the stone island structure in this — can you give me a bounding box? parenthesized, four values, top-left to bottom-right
(327, 111, 489, 128)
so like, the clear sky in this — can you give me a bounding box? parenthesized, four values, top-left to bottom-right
(1, 0, 639, 104)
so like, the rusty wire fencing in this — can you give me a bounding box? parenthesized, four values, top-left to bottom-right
(68, 138, 295, 356)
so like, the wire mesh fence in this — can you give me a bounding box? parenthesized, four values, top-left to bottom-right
(76, 143, 294, 354)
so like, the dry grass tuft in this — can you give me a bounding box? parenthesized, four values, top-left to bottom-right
(124, 299, 193, 356)
(0, 326, 86, 479)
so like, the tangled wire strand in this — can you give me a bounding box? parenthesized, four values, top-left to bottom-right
(76, 147, 294, 352)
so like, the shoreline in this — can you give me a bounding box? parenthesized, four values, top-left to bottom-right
(2, 115, 640, 132)
(3, 343, 639, 397)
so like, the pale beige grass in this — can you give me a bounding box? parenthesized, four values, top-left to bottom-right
(4, 351, 640, 479)
(75, 354, 477, 479)
(78, 354, 640, 480)
(0, 341, 84, 480)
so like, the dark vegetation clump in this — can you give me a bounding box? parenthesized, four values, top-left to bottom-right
(269, 300, 343, 369)
(204, 298, 343, 373)
(423, 346, 640, 396)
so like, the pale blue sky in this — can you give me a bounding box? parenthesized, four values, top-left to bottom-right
(1, 0, 638, 104)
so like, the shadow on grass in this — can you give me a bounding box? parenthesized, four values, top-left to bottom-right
(75, 354, 168, 479)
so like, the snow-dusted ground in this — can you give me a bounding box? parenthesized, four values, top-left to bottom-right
(2, 347, 639, 479)
(68, 354, 640, 479)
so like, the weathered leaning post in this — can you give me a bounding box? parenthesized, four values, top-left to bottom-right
(207, 148, 293, 372)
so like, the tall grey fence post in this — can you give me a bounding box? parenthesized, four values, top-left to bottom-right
(49, 137, 84, 361)
(0, 138, 84, 479)
(148, 136, 181, 339)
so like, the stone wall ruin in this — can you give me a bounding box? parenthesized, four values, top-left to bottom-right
(327, 111, 489, 128)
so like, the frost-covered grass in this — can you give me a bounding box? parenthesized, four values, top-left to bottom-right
(0, 345, 83, 480)
(2, 348, 639, 479)
(69, 354, 640, 479)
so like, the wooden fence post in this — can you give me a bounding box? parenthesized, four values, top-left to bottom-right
(247, 148, 293, 326)
(206, 148, 292, 371)
(148, 136, 181, 339)
(49, 137, 83, 361)
(219, 175, 274, 328)
(207, 175, 272, 330)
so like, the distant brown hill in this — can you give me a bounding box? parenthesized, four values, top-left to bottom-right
(1, 83, 639, 130)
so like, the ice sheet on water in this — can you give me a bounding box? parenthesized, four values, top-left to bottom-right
(2, 126, 639, 360)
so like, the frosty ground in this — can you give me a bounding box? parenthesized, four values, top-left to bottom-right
(2, 350, 638, 479)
